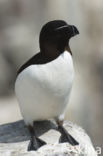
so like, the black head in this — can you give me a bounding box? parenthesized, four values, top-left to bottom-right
(39, 20, 79, 57)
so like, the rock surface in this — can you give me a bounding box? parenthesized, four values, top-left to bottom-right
(0, 120, 97, 156)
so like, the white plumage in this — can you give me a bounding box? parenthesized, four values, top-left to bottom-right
(15, 51, 74, 126)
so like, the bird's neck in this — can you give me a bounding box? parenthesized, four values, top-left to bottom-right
(40, 42, 72, 60)
(65, 44, 72, 55)
(40, 43, 60, 60)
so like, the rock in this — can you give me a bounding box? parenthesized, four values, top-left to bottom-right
(0, 120, 97, 156)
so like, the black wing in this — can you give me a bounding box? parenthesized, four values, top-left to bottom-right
(17, 52, 47, 76)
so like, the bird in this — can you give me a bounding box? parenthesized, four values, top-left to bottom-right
(15, 20, 79, 151)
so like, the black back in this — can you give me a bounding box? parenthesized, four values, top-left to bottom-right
(17, 52, 52, 75)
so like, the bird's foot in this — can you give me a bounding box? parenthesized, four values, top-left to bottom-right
(28, 137, 46, 151)
(58, 125, 79, 146)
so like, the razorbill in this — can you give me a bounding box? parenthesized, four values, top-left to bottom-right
(15, 20, 79, 151)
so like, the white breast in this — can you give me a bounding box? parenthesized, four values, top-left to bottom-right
(15, 51, 74, 125)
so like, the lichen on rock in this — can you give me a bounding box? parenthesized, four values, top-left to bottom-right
(0, 120, 97, 156)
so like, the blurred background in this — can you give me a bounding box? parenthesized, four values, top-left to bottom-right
(0, 0, 103, 153)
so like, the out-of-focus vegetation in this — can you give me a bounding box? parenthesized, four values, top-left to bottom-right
(0, 0, 103, 151)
